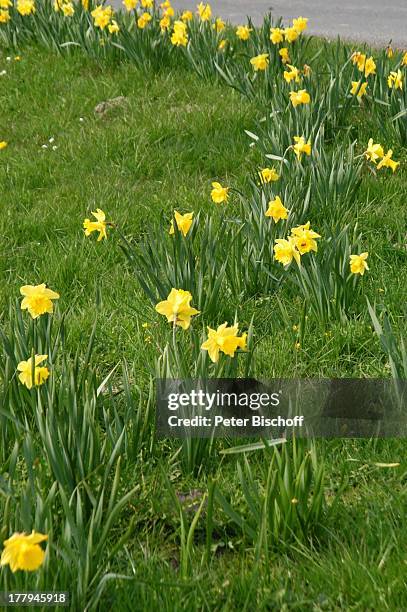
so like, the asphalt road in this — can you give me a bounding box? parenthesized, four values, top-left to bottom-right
(113, 0, 407, 48)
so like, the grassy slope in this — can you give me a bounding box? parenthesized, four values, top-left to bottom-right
(1, 47, 406, 609)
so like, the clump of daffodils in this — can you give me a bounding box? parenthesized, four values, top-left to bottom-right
(279, 48, 290, 64)
(270, 16, 307, 45)
(364, 139, 399, 172)
(274, 222, 321, 267)
(289, 89, 311, 107)
(137, 11, 152, 28)
(17, 355, 50, 389)
(91, 4, 114, 30)
(258, 167, 279, 184)
(197, 2, 211, 22)
(350, 81, 368, 98)
(387, 70, 403, 90)
(171, 20, 188, 47)
(352, 52, 376, 78)
(292, 135, 311, 160)
(17, 0, 36, 16)
(283, 64, 300, 83)
(122, 0, 136, 10)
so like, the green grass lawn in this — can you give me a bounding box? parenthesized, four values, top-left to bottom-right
(1, 40, 406, 610)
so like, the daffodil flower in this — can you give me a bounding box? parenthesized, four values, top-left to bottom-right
(83, 208, 109, 241)
(274, 237, 301, 267)
(250, 53, 269, 71)
(350, 252, 369, 275)
(1, 531, 48, 572)
(211, 181, 229, 203)
(236, 25, 252, 41)
(155, 289, 199, 330)
(17, 355, 50, 389)
(169, 210, 194, 236)
(265, 196, 289, 223)
(201, 322, 247, 363)
(20, 283, 60, 319)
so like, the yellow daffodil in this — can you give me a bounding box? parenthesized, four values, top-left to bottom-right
(169, 210, 194, 236)
(82, 0, 89, 9)
(250, 53, 269, 71)
(201, 322, 247, 363)
(108, 19, 119, 34)
(352, 52, 375, 77)
(20, 284, 60, 319)
(292, 16, 308, 32)
(160, 14, 171, 30)
(0, 141, 8, 150)
(291, 221, 321, 254)
(218, 39, 227, 50)
(163, 5, 174, 17)
(0, 0, 11, 7)
(388, 70, 403, 90)
(293, 136, 311, 160)
(274, 237, 301, 267)
(386, 45, 393, 58)
(270, 27, 284, 44)
(211, 181, 229, 203)
(91, 5, 113, 29)
(1, 531, 48, 572)
(350, 80, 368, 97)
(0, 8, 10, 20)
(197, 2, 211, 21)
(236, 25, 252, 41)
(283, 64, 300, 83)
(284, 27, 299, 43)
(364, 138, 384, 163)
(352, 51, 366, 70)
(363, 56, 376, 77)
(265, 196, 289, 223)
(259, 167, 279, 184)
(141, 0, 153, 7)
(61, 2, 74, 17)
(17, 0, 35, 15)
(155, 288, 199, 329)
(123, 0, 137, 9)
(213, 17, 225, 32)
(137, 11, 152, 28)
(83, 208, 108, 240)
(17, 355, 49, 389)
(279, 47, 290, 64)
(289, 89, 311, 107)
(402, 51, 407, 66)
(171, 20, 188, 46)
(181, 10, 193, 22)
(350, 252, 369, 275)
(377, 149, 399, 172)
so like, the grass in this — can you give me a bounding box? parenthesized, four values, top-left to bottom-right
(0, 37, 406, 611)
